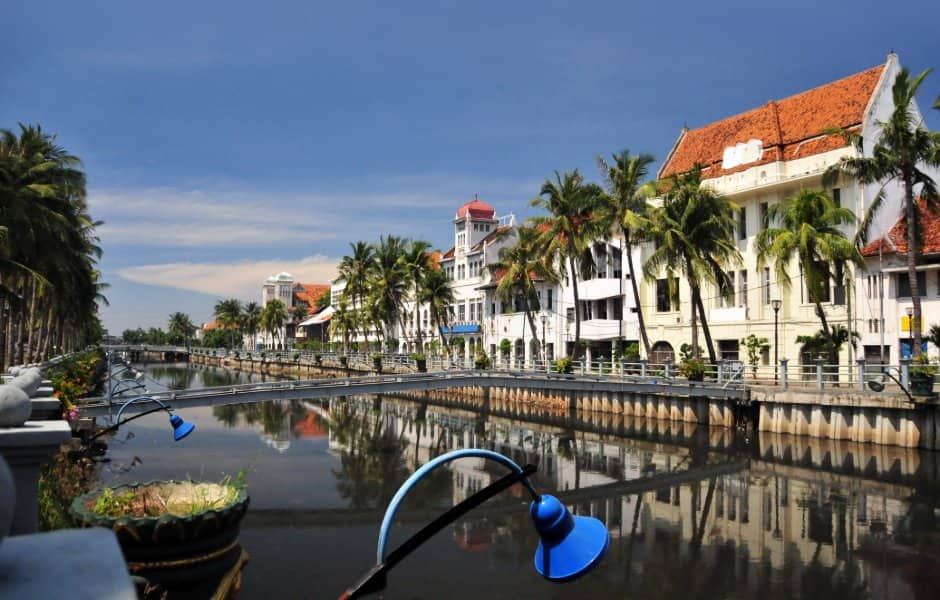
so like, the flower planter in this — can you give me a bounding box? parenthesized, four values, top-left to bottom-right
(71, 481, 249, 599)
(372, 357, 383, 373)
(415, 359, 427, 373)
(909, 373, 935, 397)
(686, 373, 704, 382)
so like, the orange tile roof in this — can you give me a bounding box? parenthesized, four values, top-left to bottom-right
(292, 282, 330, 307)
(441, 246, 455, 260)
(861, 199, 940, 257)
(660, 64, 885, 179)
(202, 320, 220, 331)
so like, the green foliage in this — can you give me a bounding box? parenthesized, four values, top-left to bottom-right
(47, 348, 103, 410)
(410, 353, 426, 362)
(928, 323, 940, 351)
(677, 357, 707, 380)
(622, 341, 640, 360)
(741, 334, 769, 378)
(38, 450, 96, 531)
(552, 356, 573, 374)
(910, 353, 938, 378)
(200, 327, 231, 349)
(315, 289, 331, 311)
(499, 338, 512, 356)
(474, 352, 491, 369)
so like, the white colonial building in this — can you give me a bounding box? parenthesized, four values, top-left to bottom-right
(646, 53, 922, 374)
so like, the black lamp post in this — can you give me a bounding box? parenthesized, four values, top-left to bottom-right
(906, 305, 914, 357)
(771, 299, 782, 384)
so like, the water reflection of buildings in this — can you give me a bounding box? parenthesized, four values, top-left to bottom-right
(329, 395, 939, 599)
(213, 400, 328, 453)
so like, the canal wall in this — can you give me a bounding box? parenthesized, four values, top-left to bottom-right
(188, 353, 940, 450)
(752, 387, 940, 450)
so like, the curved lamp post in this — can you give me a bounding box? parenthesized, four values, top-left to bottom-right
(88, 395, 195, 443)
(341, 449, 609, 599)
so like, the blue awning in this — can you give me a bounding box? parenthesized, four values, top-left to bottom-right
(440, 324, 481, 334)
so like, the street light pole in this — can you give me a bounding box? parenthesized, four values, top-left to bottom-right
(771, 299, 782, 385)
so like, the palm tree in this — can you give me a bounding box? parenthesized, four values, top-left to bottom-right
(488, 226, 559, 361)
(824, 68, 940, 357)
(213, 298, 243, 349)
(402, 239, 432, 352)
(530, 170, 604, 361)
(0, 124, 104, 365)
(261, 299, 288, 350)
(644, 167, 741, 363)
(337, 241, 376, 342)
(371, 235, 409, 350)
(756, 189, 863, 366)
(167, 312, 196, 346)
(597, 149, 656, 357)
(242, 301, 262, 350)
(330, 298, 356, 353)
(417, 267, 455, 356)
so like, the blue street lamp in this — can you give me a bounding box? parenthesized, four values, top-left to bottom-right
(89, 395, 195, 443)
(341, 449, 609, 599)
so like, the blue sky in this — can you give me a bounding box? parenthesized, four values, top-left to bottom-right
(3, 0, 939, 333)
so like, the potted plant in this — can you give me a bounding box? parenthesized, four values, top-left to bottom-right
(909, 354, 936, 396)
(474, 352, 491, 370)
(678, 357, 707, 382)
(552, 357, 574, 375)
(411, 353, 427, 372)
(499, 339, 512, 364)
(371, 353, 383, 373)
(71, 476, 249, 598)
(339, 355, 348, 367)
(314, 353, 322, 365)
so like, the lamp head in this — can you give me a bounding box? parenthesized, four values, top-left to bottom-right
(530, 494, 609, 581)
(168, 414, 195, 441)
(771, 299, 782, 312)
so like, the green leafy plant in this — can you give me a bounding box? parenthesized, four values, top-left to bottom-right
(474, 352, 491, 370)
(910, 354, 937, 378)
(741, 334, 770, 379)
(499, 339, 512, 357)
(552, 356, 573, 374)
(678, 357, 707, 381)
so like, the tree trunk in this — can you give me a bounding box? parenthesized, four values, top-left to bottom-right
(25, 281, 37, 363)
(689, 284, 700, 359)
(624, 234, 651, 357)
(523, 303, 541, 362)
(814, 301, 838, 366)
(694, 292, 718, 364)
(414, 286, 424, 352)
(904, 175, 923, 357)
(569, 254, 583, 361)
(40, 307, 54, 360)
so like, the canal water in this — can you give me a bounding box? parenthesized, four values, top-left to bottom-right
(100, 362, 940, 599)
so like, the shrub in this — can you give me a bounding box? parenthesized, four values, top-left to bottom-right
(474, 353, 491, 370)
(552, 357, 573, 374)
(678, 357, 707, 380)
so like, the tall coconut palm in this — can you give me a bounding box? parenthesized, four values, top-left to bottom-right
(530, 170, 604, 361)
(824, 68, 940, 357)
(371, 235, 409, 348)
(0, 123, 104, 365)
(167, 312, 196, 346)
(337, 241, 375, 342)
(330, 298, 356, 353)
(488, 226, 559, 361)
(261, 299, 288, 350)
(242, 301, 262, 350)
(756, 189, 863, 366)
(597, 149, 656, 357)
(213, 298, 243, 349)
(644, 167, 741, 363)
(402, 239, 432, 352)
(417, 267, 455, 356)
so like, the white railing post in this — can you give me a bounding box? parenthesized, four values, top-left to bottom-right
(780, 358, 788, 389)
(856, 358, 866, 391)
(815, 357, 824, 390)
(900, 358, 910, 390)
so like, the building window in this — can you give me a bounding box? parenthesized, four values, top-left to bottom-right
(738, 205, 747, 240)
(656, 278, 678, 312)
(738, 269, 748, 307)
(547, 289, 553, 310)
(719, 272, 735, 308)
(458, 304, 466, 321)
(759, 202, 768, 230)
(566, 308, 575, 322)
(832, 188, 841, 208)
(762, 268, 771, 304)
(898, 272, 927, 298)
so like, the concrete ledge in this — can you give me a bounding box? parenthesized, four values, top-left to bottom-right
(0, 528, 136, 599)
(30, 398, 61, 420)
(0, 420, 72, 534)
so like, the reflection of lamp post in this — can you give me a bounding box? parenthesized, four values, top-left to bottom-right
(771, 299, 782, 384)
(341, 449, 609, 598)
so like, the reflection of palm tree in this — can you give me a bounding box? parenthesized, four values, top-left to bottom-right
(213, 404, 241, 427)
(260, 401, 289, 436)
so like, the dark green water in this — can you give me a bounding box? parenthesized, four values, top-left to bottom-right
(99, 362, 940, 599)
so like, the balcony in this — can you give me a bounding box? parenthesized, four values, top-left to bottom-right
(709, 306, 748, 322)
(572, 319, 622, 340)
(578, 278, 622, 301)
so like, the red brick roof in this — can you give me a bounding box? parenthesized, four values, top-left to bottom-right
(441, 247, 455, 260)
(660, 64, 885, 179)
(861, 199, 940, 257)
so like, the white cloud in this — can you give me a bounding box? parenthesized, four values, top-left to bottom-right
(117, 255, 339, 299)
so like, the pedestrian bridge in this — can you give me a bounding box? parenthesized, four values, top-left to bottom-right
(79, 369, 747, 418)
